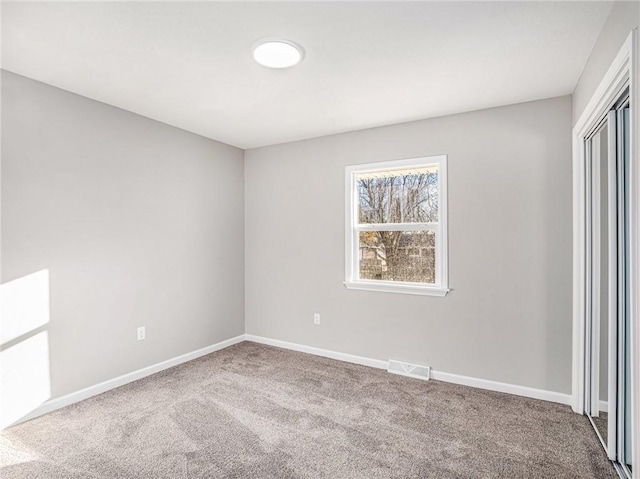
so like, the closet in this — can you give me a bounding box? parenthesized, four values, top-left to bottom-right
(584, 88, 633, 478)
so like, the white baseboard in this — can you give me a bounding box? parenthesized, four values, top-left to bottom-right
(11, 333, 573, 428)
(246, 334, 573, 406)
(599, 400, 608, 412)
(11, 334, 245, 428)
(244, 334, 388, 370)
(430, 370, 572, 405)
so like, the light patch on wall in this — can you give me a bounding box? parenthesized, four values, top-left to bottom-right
(1, 270, 50, 343)
(0, 270, 52, 429)
(0, 332, 51, 429)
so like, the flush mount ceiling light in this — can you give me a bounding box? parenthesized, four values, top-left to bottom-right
(252, 38, 304, 69)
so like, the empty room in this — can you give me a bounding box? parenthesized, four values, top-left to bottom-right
(0, 1, 639, 478)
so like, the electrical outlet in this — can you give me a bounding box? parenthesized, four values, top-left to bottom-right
(313, 313, 320, 325)
(137, 326, 146, 341)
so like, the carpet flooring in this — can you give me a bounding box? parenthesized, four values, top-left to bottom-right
(1, 341, 616, 478)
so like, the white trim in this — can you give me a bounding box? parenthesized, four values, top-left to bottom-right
(607, 108, 619, 461)
(10, 334, 574, 429)
(573, 36, 633, 137)
(591, 131, 602, 418)
(245, 335, 572, 406)
(628, 27, 638, 478)
(356, 223, 438, 232)
(244, 334, 388, 369)
(344, 155, 449, 297)
(429, 370, 572, 406)
(629, 29, 640, 476)
(9, 334, 245, 428)
(572, 32, 633, 415)
(600, 400, 610, 413)
(343, 280, 449, 296)
(573, 112, 588, 414)
(440, 154, 449, 292)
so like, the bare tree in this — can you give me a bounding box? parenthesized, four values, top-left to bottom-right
(357, 172, 438, 282)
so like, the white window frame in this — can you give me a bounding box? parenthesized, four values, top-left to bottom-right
(344, 155, 449, 296)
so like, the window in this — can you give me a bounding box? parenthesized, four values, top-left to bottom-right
(344, 155, 449, 296)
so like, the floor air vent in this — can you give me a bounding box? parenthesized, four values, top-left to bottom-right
(387, 360, 431, 381)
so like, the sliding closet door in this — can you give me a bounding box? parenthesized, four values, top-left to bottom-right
(586, 118, 615, 454)
(585, 93, 633, 477)
(607, 109, 618, 461)
(618, 104, 632, 474)
(611, 100, 632, 475)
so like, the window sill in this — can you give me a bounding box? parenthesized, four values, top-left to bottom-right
(343, 281, 450, 297)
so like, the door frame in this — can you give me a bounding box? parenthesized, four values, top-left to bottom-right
(572, 29, 637, 473)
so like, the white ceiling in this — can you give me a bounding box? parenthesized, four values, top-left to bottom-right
(2, 1, 612, 149)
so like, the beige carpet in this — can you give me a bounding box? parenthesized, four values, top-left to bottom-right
(1, 341, 616, 478)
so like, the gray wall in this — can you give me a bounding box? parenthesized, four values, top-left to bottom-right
(1, 71, 245, 399)
(572, 0, 639, 125)
(245, 96, 573, 394)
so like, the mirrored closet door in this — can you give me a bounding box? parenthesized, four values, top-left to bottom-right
(585, 89, 633, 478)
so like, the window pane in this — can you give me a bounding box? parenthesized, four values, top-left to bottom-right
(356, 168, 438, 224)
(358, 230, 435, 283)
